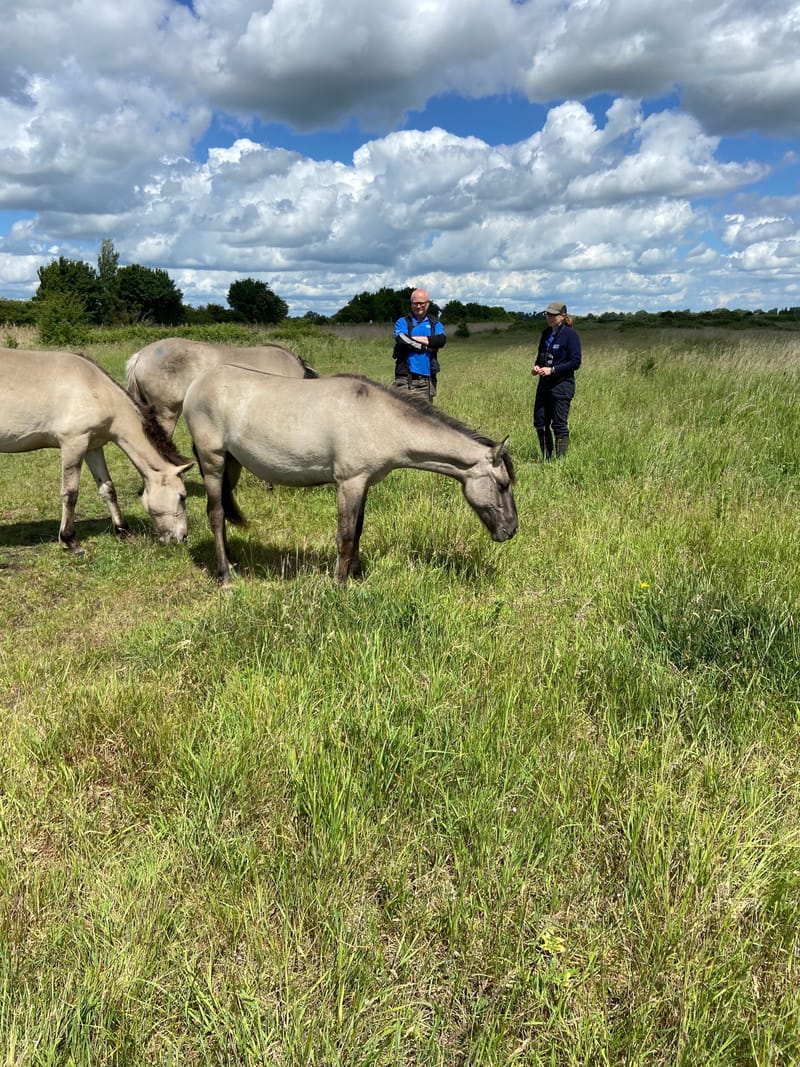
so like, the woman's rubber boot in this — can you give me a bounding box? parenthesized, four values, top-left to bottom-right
(537, 429, 553, 461)
(555, 436, 569, 458)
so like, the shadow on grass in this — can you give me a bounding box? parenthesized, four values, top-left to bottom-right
(0, 515, 190, 558)
(183, 477, 208, 499)
(190, 535, 335, 583)
(0, 517, 115, 548)
(189, 534, 497, 584)
(405, 541, 500, 582)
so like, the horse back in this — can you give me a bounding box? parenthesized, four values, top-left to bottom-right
(183, 368, 399, 485)
(129, 337, 308, 380)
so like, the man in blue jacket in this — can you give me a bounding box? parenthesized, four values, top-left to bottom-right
(531, 300, 582, 458)
(392, 289, 447, 402)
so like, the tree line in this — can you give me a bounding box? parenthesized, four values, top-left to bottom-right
(2, 240, 800, 344)
(0, 243, 518, 344)
(326, 287, 512, 326)
(0, 240, 290, 345)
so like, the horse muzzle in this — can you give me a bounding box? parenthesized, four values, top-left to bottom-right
(158, 529, 188, 545)
(491, 524, 517, 543)
(490, 508, 518, 542)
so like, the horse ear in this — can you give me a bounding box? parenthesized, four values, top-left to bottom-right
(491, 437, 509, 465)
(176, 461, 195, 476)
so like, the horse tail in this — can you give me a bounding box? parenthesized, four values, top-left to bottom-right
(222, 453, 246, 526)
(125, 349, 149, 406)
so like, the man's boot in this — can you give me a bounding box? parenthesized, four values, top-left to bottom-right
(555, 436, 569, 458)
(537, 429, 553, 460)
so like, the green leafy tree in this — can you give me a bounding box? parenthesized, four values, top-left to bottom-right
(34, 256, 102, 324)
(97, 238, 122, 325)
(0, 299, 37, 326)
(333, 290, 376, 323)
(227, 279, 288, 325)
(464, 302, 495, 322)
(441, 300, 467, 323)
(373, 286, 412, 322)
(35, 291, 92, 347)
(184, 303, 240, 325)
(334, 287, 440, 323)
(116, 264, 185, 325)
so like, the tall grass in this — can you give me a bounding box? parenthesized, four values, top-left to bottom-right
(0, 328, 798, 1064)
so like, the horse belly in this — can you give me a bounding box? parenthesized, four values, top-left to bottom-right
(0, 427, 61, 453)
(230, 440, 335, 487)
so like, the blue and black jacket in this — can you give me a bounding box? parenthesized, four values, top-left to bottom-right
(535, 323, 581, 388)
(393, 313, 447, 379)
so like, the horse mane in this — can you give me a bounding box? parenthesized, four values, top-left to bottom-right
(334, 375, 516, 483)
(74, 350, 191, 466)
(139, 404, 193, 465)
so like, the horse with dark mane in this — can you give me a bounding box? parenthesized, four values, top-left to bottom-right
(0, 347, 193, 554)
(182, 368, 517, 584)
(126, 337, 318, 439)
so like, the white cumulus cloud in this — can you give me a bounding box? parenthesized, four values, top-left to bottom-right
(0, 0, 799, 313)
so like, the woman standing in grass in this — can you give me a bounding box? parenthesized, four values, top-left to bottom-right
(531, 300, 582, 459)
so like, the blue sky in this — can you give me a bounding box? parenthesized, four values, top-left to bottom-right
(1, 0, 799, 316)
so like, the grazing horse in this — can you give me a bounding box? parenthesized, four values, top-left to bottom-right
(125, 337, 318, 439)
(182, 368, 518, 585)
(0, 348, 193, 554)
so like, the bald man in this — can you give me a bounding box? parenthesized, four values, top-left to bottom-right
(392, 288, 447, 401)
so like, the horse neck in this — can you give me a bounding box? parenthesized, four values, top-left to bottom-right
(109, 402, 170, 479)
(399, 417, 484, 480)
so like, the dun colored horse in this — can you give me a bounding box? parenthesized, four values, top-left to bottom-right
(126, 337, 318, 439)
(182, 368, 518, 585)
(0, 348, 193, 554)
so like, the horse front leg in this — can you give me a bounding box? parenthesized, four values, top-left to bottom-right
(85, 448, 131, 538)
(209, 497, 233, 586)
(335, 479, 368, 584)
(201, 457, 234, 586)
(59, 445, 86, 555)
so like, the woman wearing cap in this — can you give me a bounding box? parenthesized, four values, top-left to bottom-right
(531, 301, 582, 459)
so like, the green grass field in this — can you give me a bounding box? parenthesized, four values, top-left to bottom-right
(0, 325, 798, 1064)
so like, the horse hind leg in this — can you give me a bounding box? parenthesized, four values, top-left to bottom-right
(85, 448, 131, 538)
(58, 446, 87, 555)
(349, 495, 367, 579)
(198, 451, 241, 585)
(154, 406, 180, 442)
(222, 454, 246, 527)
(335, 480, 368, 583)
(128, 371, 178, 441)
(209, 494, 233, 585)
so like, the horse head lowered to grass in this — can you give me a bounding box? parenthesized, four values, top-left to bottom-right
(0, 348, 193, 554)
(182, 368, 518, 585)
(125, 337, 318, 439)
